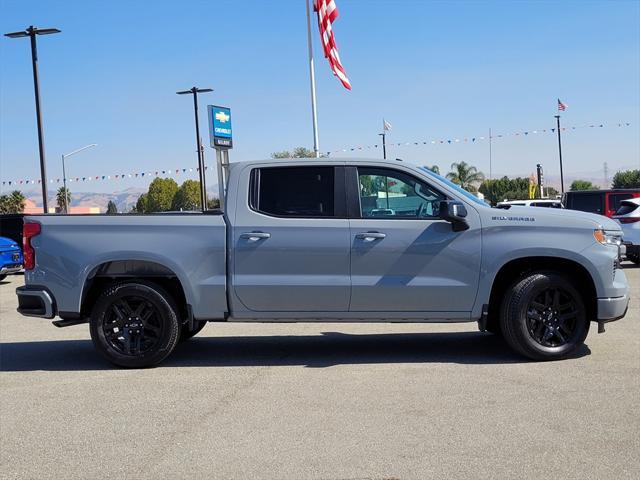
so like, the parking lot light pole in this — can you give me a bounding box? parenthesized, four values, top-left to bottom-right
(62, 144, 97, 213)
(4, 26, 61, 213)
(177, 87, 213, 211)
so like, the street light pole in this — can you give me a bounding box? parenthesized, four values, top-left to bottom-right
(378, 132, 387, 160)
(5, 26, 61, 213)
(177, 87, 213, 211)
(61, 144, 97, 213)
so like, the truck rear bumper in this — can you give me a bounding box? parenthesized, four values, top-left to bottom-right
(1, 265, 22, 275)
(597, 294, 629, 322)
(16, 286, 56, 319)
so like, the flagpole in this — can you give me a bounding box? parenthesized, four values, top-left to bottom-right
(488, 127, 492, 180)
(555, 114, 564, 193)
(305, 0, 320, 158)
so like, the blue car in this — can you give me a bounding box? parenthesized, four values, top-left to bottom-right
(0, 236, 23, 281)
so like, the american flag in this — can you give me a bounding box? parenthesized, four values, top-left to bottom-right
(558, 98, 567, 111)
(314, 0, 351, 90)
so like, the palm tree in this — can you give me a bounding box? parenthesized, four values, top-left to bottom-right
(9, 191, 26, 213)
(56, 187, 71, 212)
(0, 190, 26, 214)
(424, 164, 440, 175)
(446, 161, 485, 192)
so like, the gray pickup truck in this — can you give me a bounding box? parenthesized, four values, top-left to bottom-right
(16, 158, 630, 367)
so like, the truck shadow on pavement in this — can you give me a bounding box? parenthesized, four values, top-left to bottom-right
(0, 331, 591, 371)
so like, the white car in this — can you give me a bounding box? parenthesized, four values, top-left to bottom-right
(613, 198, 640, 264)
(497, 199, 563, 208)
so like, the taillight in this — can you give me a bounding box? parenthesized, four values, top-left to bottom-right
(619, 217, 640, 224)
(23, 221, 41, 270)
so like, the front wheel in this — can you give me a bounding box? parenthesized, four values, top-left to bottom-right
(89, 281, 180, 368)
(500, 272, 589, 361)
(0, 274, 7, 282)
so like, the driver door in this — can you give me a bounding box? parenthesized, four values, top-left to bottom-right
(348, 166, 481, 315)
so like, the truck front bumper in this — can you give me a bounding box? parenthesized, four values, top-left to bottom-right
(597, 295, 629, 322)
(16, 286, 56, 319)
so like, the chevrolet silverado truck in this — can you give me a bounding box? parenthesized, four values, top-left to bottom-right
(16, 158, 630, 367)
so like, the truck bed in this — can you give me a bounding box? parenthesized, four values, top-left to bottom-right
(24, 213, 227, 320)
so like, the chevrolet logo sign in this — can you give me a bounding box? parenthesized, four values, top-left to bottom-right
(215, 111, 230, 123)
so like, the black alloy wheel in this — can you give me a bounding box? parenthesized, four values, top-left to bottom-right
(500, 272, 589, 361)
(102, 296, 163, 356)
(90, 281, 180, 368)
(525, 287, 580, 348)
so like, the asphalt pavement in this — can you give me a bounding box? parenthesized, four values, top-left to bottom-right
(1, 267, 639, 480)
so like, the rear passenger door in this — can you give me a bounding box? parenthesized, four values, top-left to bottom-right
(231, 165, 351, 313)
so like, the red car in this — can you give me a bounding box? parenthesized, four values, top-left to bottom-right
(562, 189, 640, 218)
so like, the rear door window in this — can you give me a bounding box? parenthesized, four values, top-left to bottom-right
(609, 194, 633, 213)
(615, 201, 639, 216)
(570, 193, 603, 214)
(251, 166, 338, 217)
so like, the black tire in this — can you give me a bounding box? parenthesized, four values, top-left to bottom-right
(629, 254, 640, 265)
(0, 274, 7, 282)
(499, 272, 589, 361)
(89, 281, 180, 368)
(179, 320, 207, 342)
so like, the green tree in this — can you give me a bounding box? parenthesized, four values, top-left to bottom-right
(106, 200, 118, 214)
(424, 164, 440, 175)
(446, 161, 485, 192)
(56, 187, 71, 212)
(146, 178, 178, 212)
(570, 180, 599, 191)
(479, 177, 531, 205)
(612, 169, 640, 189)
(207, 196, 221, 209)
(0, 190, 26, 214)
(271, 147, 317, 159)
(172, 180, 202, 211)
(545, 186, 560, 198)
(133, 193, 148, 213)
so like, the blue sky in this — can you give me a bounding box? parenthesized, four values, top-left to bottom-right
(1, 0, 639, 194)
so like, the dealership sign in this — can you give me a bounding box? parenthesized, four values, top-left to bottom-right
(208, 105, 233, 149)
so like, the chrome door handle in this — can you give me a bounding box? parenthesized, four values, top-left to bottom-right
(355, 232, 386, 242)
(240, 232, 271, 241)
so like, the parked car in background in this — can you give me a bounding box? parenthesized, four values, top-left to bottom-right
(0, 236, 23, 281)
(0, 214, 25, 246)
(613, 198, 640, 264)
(563, 189, 640, 218)
(497, 199, 562, 208)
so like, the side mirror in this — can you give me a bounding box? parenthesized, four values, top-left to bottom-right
(438, 200, 469, 232)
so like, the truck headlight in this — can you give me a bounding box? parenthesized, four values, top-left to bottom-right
(593, 229, 623, 246)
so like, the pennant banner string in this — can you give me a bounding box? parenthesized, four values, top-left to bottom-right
(1, 121, 633, 188)
(323, 121, 632, 156)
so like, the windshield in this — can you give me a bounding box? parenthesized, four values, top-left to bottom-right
(419, 167, 488, 207)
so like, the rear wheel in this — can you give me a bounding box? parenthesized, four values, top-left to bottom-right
(500, 272, 589, 360)
(0, 274, 7, 282)
(89, 281, 180, 368)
